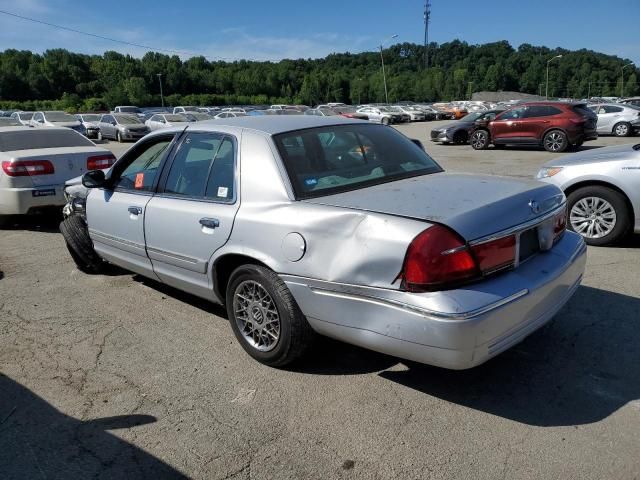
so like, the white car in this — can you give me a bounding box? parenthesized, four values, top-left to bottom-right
(356, 106, 395, 125)
(588, 103, 640, 137)
(173, 106, 199, 114)
(214, 112, 247, 119)
(30, 111, 84, 134)
(145, 113, 191, 131)
(9, 111, 34, 126)
(0, 127, 114, 217)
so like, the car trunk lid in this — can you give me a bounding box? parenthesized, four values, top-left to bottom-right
(302, 172, 564, 241)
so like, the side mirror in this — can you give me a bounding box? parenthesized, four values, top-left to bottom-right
(410, 138, 425, 151)
(82, 169, 106, 188)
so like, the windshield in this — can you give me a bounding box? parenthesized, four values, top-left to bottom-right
(45, 111, 76, 122)
(0, 129, 94, 151)
(165, 114, 188, 122)
(386, 106, 403, 112)
(274, 124, 442, 199)
(81, 114, 101, 122)
(460, 112, 484, 122)
(115, 114, 143, 124)
(119, 107, 141, 114)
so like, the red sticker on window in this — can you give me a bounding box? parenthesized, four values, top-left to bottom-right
(134, 173, 144, 189)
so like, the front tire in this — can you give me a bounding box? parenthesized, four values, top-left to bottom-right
(59, 215, 105, 273)
(116, 131, 123, 143)
(613, 122, 631, 137)
(470, 130, 490, 150)
(226, 264, 314, 367)
(543, 130, 568, 152)
(381, 117, 390, 126)
(567, 186, 631, 246)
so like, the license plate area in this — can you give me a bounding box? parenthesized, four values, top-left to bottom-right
(518, 227, 540, 264)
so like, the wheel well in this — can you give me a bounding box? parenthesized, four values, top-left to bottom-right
(213, 254, 271, 305)
(564, 180, 635, 219)
(453, 130, 468, 141)
(542, 127, 568, 139)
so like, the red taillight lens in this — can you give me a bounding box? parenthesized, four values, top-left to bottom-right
(553, 206, 567, 242)
(470, 235, 516, 274)
(87, 154, 116, 170)
(401, 225, 479, 292)
(1, 160, 54, 177)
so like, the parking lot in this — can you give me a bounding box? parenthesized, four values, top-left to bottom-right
(1, 121, 639, 479)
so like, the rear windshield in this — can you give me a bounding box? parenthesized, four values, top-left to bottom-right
(118, 107, 141, 113)
(0, 129, 94, 151)
(274, 124, 442, 199)
(18, 112, 34, 120)
(572, 104, 595, 116)
(81, 114, 101, 122)
(115, 114, 143, 124)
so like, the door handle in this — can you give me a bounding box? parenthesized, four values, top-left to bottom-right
(128, 206, 142, 215)
(541, 120, 550, 123)
(199, 218, 220, 229)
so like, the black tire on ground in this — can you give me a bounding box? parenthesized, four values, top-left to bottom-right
(566, 185, 631, 246)
(453, 131, 468, 144)
(59, 215, 105, 273)
(543, 130, 568, 152)
(613, 122, 631, 137)
(97, 131, 102, 142)
(116, 131, 123, 143)
(381, 117, 390, 126)
(226, 264, 315, 367)
(470, 129, 490, 150)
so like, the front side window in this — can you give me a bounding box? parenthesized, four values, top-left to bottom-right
(274, 124, 442, 199)
(163, 133, 236, 201)
(112, 138, 173, 192)
(498, 107, 526, 120)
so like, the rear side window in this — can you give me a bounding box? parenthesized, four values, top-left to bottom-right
(0, 129, 94, 151)
(274, 124, 442, 199)
(572, 105, 596, 116)
(603, 106, 623, 113)
(162, 132, 235, 201)
(524, 106, 562, 118)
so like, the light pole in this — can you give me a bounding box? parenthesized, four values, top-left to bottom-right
(621, 62, 634, 98)
(379, 34, 398, 104)
(157, 73, 165, 108)
(545, 54, 562, 99)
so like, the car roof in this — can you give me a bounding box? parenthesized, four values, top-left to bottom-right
(186, 115, 367, 135)
(0, 126, 70, 133)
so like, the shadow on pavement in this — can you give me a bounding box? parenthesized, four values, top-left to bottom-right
(379, 285, 639, 426)
(0, 209, 62, 233)
(0, 373, 188, 479)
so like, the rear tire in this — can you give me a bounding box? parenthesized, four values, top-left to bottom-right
(116, 131, 123, 143)
(226, 264, 315, 367)
(613, 122, 631, 137)
(97, 131, 103, 142)
(381, 117, 390, 126)
(566, 186, 631, 246)
(543, 130, 568, 152)
(59, 215, 105, 273)
(470, 129, 490, 150)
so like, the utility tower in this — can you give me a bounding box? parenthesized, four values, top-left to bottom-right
(423, 0, 431, 69)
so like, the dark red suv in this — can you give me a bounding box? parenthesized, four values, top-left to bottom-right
(469, 102, 598, 152)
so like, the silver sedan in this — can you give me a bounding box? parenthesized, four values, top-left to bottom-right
(537, 142, 640, 245)
(589, 103, 640, 137)
(60, 116, 585, 369)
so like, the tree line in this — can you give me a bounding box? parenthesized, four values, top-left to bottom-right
(0, 40, 637, 112)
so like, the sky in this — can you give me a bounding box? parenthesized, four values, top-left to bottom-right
(0, 0, 638, 64)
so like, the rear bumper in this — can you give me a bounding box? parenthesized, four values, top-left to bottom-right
(0, 185, 66, 215)
(283, 231, 586, 369)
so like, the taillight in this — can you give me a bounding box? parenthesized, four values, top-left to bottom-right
(400, 225, 479, 292)
(87, 154, 116, 170)
(553, 206, 567, 242)
(1, 160, 54, 177)
(470, 235, 516, 274)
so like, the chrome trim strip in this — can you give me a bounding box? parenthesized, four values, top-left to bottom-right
(89, 229, 145, 250)
(469, 203, 566, 246)
(304, 285, 530, 321)
(146, 246, 202, 265)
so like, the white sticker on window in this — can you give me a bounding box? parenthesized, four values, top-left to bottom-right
(217, 186, 229, 198)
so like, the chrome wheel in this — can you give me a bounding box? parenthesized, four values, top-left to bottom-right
(233, 280, 280, 352)
(570, 196, 617, 239)
(471, 131, 487, 149)
(544, 132, 565, 152)
(614, 123, 629, 136)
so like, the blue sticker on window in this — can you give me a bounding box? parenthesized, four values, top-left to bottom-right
(304, 178, 318, 186)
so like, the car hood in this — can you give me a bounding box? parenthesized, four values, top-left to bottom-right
(303, 173, 564, 241)
(543, 143, 640, 167)
(120, 123, 147, 128)
(437, 121, 469, 130)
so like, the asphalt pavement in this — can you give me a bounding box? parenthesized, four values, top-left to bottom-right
(1, 122, 639, 479)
